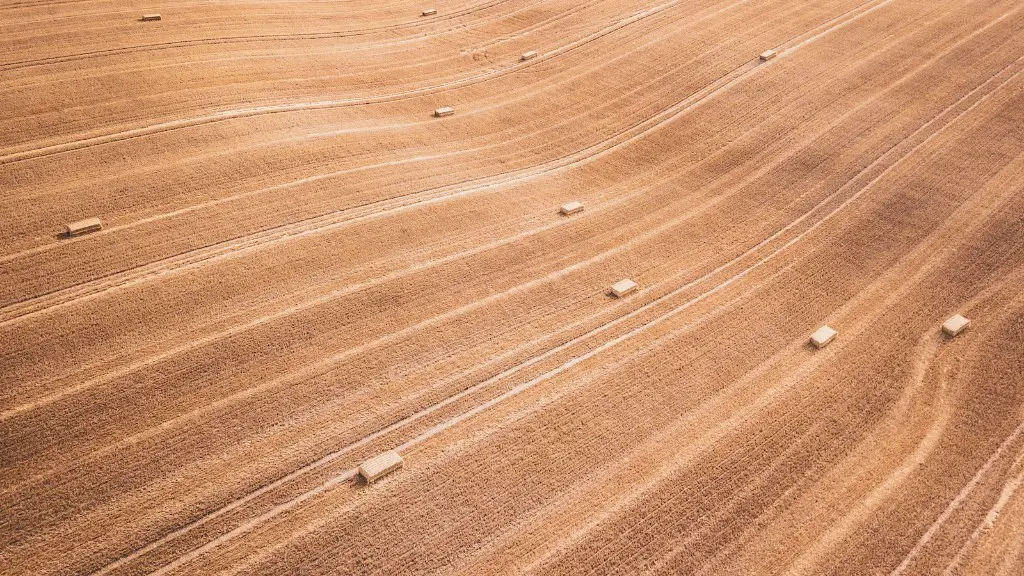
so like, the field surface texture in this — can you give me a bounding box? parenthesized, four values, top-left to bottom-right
(2, 0, 1023, 574)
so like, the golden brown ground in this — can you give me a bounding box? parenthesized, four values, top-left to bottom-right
(1, 0, 1023, 574)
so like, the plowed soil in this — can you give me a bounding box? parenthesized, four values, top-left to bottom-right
(1, 1, 1023, 574)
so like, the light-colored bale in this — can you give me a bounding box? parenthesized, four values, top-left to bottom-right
(434, 106, 455, 117)
(422, 8, 437, 16)
(358, 451, 404, 483)
(560, 201, 584, 216)
(759, 49, 777, 62)
(942, 314, 970, 337)
(610, 279, 638, 298)
(65, 217, 103, 237)
(809, 325, 838, 349)
(521, 51, 539, 61)
(141, 14, 161, 21)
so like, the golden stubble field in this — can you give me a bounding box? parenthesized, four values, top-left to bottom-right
(1, 0, 1023, 574)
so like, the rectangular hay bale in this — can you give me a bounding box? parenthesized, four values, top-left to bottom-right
(359, 451, 404, 483)
(141, 14, 161, 21)
(942, 314, 970, 337)
(760, 49, 777, 62)
(810, 325, 837, 349)
(521, 51, 539, 61)
(65, 217, 103, 237)
(422, 8, 437, 16)
(611, 279, 638, 298)
(434, 106, 455, 117)
(560, 201, 584, 215)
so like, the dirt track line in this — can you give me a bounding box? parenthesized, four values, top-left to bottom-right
(0, 0, 972, 426)
(706, 154, 1024, 575)
(143, 136, 868, 575)
(4, 0, 587, 84)
(0, 0, 999, 498)
(0, 0, 517, 72)
(0, 17, 766, 425)
(0, 0, 710, 164)
(0, 55, 750, 326)
(21, 3, 916, 569)
(518, 48, 1024, 576)
(891, 419, 1024, 576)
(7, 25, 882, 490)
(0, 0, 742, 266)
(120, 50, 987, 570)
(0, 0, 724, 268)
(782, 152, 1024, 574)
(943, 444, 1024, 575)
(89, 102, 869, 575)
(0, 0, 889, 331)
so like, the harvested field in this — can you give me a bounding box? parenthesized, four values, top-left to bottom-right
(1, 0, 1023, 574)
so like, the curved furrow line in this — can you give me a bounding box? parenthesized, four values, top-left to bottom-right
(86, 153, 834, 576)
(0, 0, 570, 103)
(0, 0, 710, 165)
(560, 65, 1024, 576)
(0, 0, 731, 263)
(694, 156, 1024, 576)
(0, 0, 896, 330)
(571, 258, 1022, 576)
(128, 91, 910, 573)
(942, 442, 1024, 575)
(892, 420, 1024, 576)
(8, 3, 982, 493)
(791, 273, 1024, 575)
(80, 43, 1009, 572)
(0, 50, 756, 327)
(519, 125, 1024, 576)
(0, 0, 517, 71)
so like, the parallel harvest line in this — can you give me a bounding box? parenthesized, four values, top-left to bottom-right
(0, 0, 517, 71)
(0, 0, 892, 332)
(0, 0, 750, 263)
(9, 0, 984, 495)
(92, 36, 1007, 574)
(0, 0, 709, 164)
